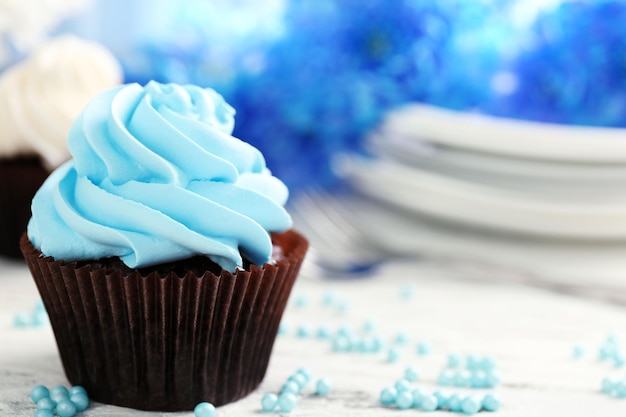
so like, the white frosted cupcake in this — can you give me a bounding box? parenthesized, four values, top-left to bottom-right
(0, 35, 122, 258)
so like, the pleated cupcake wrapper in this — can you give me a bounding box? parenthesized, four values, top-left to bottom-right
(20, 231, 307, 411)
(0, 157, 48, 259)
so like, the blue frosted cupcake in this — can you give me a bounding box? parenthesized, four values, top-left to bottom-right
(20, 81, 308, 411)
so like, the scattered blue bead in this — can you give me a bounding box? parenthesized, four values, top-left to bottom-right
(433, 390, 449, 410)
(294, 293, 309, 308)
(420, 393, 438, 411)
(602, 377, 615, 394)
(572, 343, 586, 359)
(296, 367, 312, 382)
(447, 353, 462, 368)
(315, 378, 332, 396)
(394, 379, 411, 393)
(394, 331, 410, 346)
(30, 385, 50, 403)
(261, 393, 278, 412)
(277, 321, 289, 336)
(281, 381, 300, 395)
(448, 393, 463, 412)
(362, 318, 377, 333)
(68, 386, 87, 397)
(470, 370, 487, 388)
(49, 386, 69, 403)
(411, 388, 426, 408)
(277, 392, 298, 413)
(461, 395, 482, 415)
(416, 341, 432, 356)
(332, 334, 352, 352)
(69, 392, 89, 412)
(482, 393, 501, 412)
(404, 366, 419, 382)
(400, 283, 416, 300)
(296, 324, 312, 338)
(36, 398, 55, 411)
(55, 399, 77, 417)
(34, 410, 54, 417)
(484, 370, 502, 388)
(288, 373, 307, 389)
(395, 391, 414, 410)
(466, 354, 482, 370)
(454, 370, 471, 387)
(387, 346, 401, 363)
(380, 387, 398, 406)
(316, 325, 333, 339)
(13, 312, 31, 327)
(438, 369, 455, 386)
(614, 381, 626, 398)
(194, 401, 216, 417)
(480, 356, 497, 372)
(322, 291, 337, 306)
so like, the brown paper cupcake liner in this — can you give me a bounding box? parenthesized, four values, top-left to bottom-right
(0, 156, 49, 259)
(20, 230, 308, 411)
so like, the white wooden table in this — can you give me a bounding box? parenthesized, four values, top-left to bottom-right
(1, 255, 626, 416)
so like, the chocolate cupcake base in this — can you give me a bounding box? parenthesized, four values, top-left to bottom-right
(0, 156, 49, 259)
(20, 230, 308, 411)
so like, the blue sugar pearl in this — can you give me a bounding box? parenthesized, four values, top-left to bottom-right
(317, 325, 332, 339)
(420, 393, 438, 412)
(394, 331, 410, 346)
(281, 381, 300, 395)
(448, 393, 463, 412)
(277, 393, 297, 413)
(55, 399, 77, 417)
(296, 367, 312, 382)
(34, 410, 54, 417)
(416, 341, 432, 356)
(394, 379, 411, 393)
(336, 299, 350, 314)
(447, 353, 462, 368)
(69, 386, 87, 397)
(13, 312, 30, 327)
(461, 395, 481, 415)
(69, 392, 89, 412)
(315, 378, 332, 396)
(411, 388, 426, 408)
(387, 346, 401, 363)
(36, 398, 55, 411)
(294, 293, 309, 308)
(296, 324, 312, 338)
(30, 385, 50, 403)
(613, 353, 625, 368)
(194, 401, 216, 417)
(400, 283, 416, 300)
(395, 391, 414, 410)
(332, 335, 352, 352)
(433, 391, 449, 410)
(614, 381, 626, 398)
(482, 393, 501, 412)
(261, 393, 278, 412)
(49, 386, 69, 403)
(572, 344, 585, 359)
(380, 387, 398, 406)
(362, 318, 377, 333)
(466, 354, 482, 370)
(288, 373, 307, 389)
(322, 290, 337, 306)
(438, 369, 455, 386)
(371, 335, 386, 353)
(470, 370, 487, 388)
(404, 366, 419, 382)
(454, 370, 471, 387)
(485, 370, 502, 388)
(277, 321, 289, 336)
(602, 377, 615, 394)
(480, 356, 497, 372)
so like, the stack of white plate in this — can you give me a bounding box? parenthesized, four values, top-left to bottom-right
(337, 104, 626, 289)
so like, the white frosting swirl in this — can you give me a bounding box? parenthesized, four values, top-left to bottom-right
(0, 35, 122, 169)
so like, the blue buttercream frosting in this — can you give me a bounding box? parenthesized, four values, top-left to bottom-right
(28, 81, 292, 272)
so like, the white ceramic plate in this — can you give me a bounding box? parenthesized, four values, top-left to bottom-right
(337, 156, 626, 241)
(382, 104, 626, 163)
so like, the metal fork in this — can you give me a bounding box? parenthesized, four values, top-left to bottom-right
(289, 188, 388, 277)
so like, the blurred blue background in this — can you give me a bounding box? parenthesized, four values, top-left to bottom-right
(4, 0, 626, 193)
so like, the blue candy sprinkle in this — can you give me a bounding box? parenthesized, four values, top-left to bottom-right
(316, 325, 333, 339)
(316, 378, 332, 396)
(602, 377, 615, 394)
(484, 370, 502, 388)
(294, 293, 309, 308)
(296, 367, 312, 382)
(277, 321, 289, 336)
(69, 392, 89, 412)
(13, 312, 31, 327)
(55, 399, 77, 417)
(438, 369, 456, 386)
(466, 354, 482, 370)
(572, 344, 586, 359)
(454, 370, 471, 387)
(461, 395, 482, 415)
(470, 370, 487, 388)
(34, 410, 54, 417)
(261, 393, 278, 412)
(194, 401, 216, 417)
(614, 381, 626, 398)
(481, 356, 497, 372)
(394, 331, 410, 346)
(420, 393, 438, 411)
(448, 393, 463, 412)
(49, 386, 69, 403)
(332, 334, 352, 352)
(411, 388, 426, 408)
(394, 379, 411, 393)
(387, 346, 401, 363)
(277, 393, 298, 413)
(404, 366, 419, 382)
(380, 387, 398, 406)
(482, 393, 501, 412)
(433, 390, 449, 410)
(362, 318, 377, 333)
(447, 353, 462, 368)
(36, 398, 55, 411)
(400, 283, 416, 300)
(416, 341, 432, 356)
(296, 324, 312, 338)
(68, 386, 87, 397)
(281, 381, 300, 395)
(288, 373, 307, 389)
(395, 391, 414, 410)
(30, 385, 50, 403)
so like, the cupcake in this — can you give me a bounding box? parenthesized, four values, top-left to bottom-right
(0, 35, 122, 258)
(21, 81, 308, 411)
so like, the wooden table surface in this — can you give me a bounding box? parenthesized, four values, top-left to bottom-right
(2, 255, 625, 416)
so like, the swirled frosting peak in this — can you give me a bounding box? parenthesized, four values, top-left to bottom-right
(0, 35, 122, 169)
(28, 81, 293, 272)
